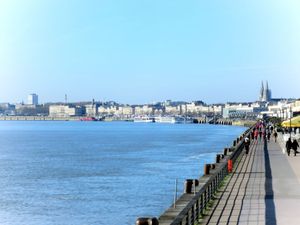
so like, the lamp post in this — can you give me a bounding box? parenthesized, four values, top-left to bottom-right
(290, 106, 292, 139)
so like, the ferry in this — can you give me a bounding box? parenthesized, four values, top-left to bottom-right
(133, 116, 155, 123)
(155, 116, 187, 124)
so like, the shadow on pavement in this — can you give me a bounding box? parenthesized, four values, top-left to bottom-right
(264, 140, 277, 225)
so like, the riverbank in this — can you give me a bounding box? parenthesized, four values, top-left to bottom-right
(0, 116, 81, 121)
(0, 116, 256, 127)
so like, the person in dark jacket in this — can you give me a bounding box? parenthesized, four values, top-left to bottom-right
(251, 130, 255, 140)
(273, 131, 278, 142)
(292, 139, 299, 156)
(244, 138, 250, 154)
(259, 130, 262, 141)
(286, 138, 292, 156)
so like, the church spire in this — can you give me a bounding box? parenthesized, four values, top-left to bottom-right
(260, 81, 264, 101)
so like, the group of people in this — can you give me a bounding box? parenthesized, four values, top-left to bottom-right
(244, 121, 299, 157)
(286, 138, 299, 156)
(250, 122, 277, 143)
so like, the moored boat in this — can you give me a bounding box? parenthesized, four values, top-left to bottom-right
(80, 117, 98, 121)
(133, 116, 155, 123)
(154, 116, 190, 124)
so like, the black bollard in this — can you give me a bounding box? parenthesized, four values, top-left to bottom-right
(204, 164, 211, 175)
(224, 148, 228, 156)
(233, 140, 236, 146)
(136, 217, 159, 225)
(216, 154, 221, 163)
(184, 179, 193, 194)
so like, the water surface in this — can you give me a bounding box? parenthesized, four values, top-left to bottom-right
(0, 121, 246, 225)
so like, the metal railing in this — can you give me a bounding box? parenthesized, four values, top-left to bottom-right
(136, 127, 253, 225)
(166, 128, 252, 225)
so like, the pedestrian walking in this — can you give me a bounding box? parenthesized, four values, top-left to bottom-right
(286, 138, 292, 156)
(254, 130, 258, 140)
(273, 131, 278, 142)
(251, 130, 255, 140)
(292, 139, 299, 156)
(244, 137, 250, 154)
(259, 130, 262, 141)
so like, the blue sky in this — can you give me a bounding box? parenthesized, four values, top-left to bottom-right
(0, 0, 300, 104)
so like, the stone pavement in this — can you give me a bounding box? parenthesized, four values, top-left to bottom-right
(199, 136, 300, 225)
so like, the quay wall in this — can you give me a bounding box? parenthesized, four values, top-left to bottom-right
(0, 116, 81, 121)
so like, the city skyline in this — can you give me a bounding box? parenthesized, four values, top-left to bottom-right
(1, 1, 300, 104)
(1, 80, 297, 106)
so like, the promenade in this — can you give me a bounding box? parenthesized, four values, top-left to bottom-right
(199, 136, 300, 225)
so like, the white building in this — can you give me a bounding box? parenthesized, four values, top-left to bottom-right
(85, 104, 98, 117)
(116, 106, 134, 115)
(134, 105, 153, 115)
(165, 105, 181, 115)
(49, 105, 83, 117)
(28, 93, 38, 105)
(98, 106, 118, 115)
(222, 103, 264, 119)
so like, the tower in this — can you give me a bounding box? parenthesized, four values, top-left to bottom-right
(259, 81, 272, 102)
(265, 81, 272, 101)
(259, 81, 264, 101)
(28, 93, 38, 105)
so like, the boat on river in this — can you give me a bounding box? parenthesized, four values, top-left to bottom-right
(155, 116, 188, 124)
(80, 117, 99, 121)
(133, 116, 155, 123)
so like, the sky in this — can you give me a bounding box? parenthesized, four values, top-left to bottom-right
(0, 0, 300, 104)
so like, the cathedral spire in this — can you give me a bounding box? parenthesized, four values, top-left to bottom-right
(260, 81, 264, 101)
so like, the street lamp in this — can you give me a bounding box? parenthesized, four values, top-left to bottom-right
(290, 106, 292, 139)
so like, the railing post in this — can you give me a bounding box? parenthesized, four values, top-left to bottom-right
(190, 206, 194, 225)
(201, 193, 204, 215)
(195, 199, 199, 221)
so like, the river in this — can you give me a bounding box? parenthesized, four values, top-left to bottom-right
(0, 121, 246, 225)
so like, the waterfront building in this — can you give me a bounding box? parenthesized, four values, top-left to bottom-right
(98, 106, 108, 115)
(28, 93, 38, 105)
(49, 105, 84, 117)
(257, 99, 300, 119)
(85, 104, 98, 117)
(185, 102, 206, 115)
(85, 99, 99, 117)
(15, 103, 36, 110)
(291, 100, 300, 116)
(0, 103, 15, 116)
(134, 105, 153, 115)
(165, 105, 181, 115)
(222, 103, 264, 119)
(116, 106, 134, 115)
(98, 105, 118, 115)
